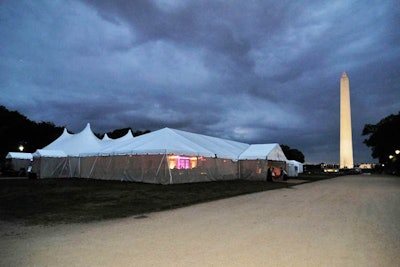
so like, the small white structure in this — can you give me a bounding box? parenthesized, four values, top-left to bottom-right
(286, 160, 304, 177)
(5, 152, 33, 172)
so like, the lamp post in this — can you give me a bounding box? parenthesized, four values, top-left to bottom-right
(18, 140, 27, 152)
(388, 149, 400, 175)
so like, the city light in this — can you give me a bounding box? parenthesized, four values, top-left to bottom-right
(18, 145, 24, 151)
(396, 150, 400, 155)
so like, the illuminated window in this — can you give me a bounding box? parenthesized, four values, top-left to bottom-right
(168, 155, 197, 169)
(178, 158, 190, 169)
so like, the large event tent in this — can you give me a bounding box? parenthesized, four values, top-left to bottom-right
(80, 127, 251, 183)
(33, 125, 289, 184)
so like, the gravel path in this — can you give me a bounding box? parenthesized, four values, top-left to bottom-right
(1, 174, 399, 266)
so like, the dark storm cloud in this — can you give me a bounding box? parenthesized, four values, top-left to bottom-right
(1, 0, 399, 163)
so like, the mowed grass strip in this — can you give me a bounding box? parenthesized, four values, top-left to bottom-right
(0, 174, 335, 225)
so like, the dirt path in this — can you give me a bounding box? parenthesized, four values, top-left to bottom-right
(1, 174, 399, 266)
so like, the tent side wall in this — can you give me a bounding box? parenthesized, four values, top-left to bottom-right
(31, 155, 288, 182)
(32, 157, 79, 178)
(170, 157, 237, 184)
(79, 154, 238, 184)
(80, 154, 171, 184)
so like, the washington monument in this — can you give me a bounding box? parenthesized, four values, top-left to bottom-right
(340, 72, 354, 168)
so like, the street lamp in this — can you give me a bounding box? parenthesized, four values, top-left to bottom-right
(18, 145, 24, 152)
(396, 150, 400, 155)
(389, 155, 394, 159)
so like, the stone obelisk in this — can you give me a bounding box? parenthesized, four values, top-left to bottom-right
(340, 72, 354, 168)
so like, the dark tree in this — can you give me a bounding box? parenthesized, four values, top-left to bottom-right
(0, 106, 63, 160)
(105, 128, 150, 139)
(280, 144, 305, 163)
(362, 111, 400, 173)
(132, 130, 151, 137)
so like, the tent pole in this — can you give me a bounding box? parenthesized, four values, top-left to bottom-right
(238, 160, 241, 179)
(168, 154, 173, 184)
(89, 156, 98, 178)
(156, 152, 171, 184)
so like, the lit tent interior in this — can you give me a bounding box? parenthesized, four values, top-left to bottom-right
(32, 124, 299, 184)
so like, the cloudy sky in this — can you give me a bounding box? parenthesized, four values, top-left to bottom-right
(1, 0, 399, 163)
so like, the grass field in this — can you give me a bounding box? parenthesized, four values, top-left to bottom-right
(0, 174, 337, 225)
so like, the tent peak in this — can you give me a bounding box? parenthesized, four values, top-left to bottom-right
(102, 133, 112, 141)
(125, 129, 134, 138)
(77, 123, 100, 140)
(84, 123, 91, 131)
(60, 127, 73, 138)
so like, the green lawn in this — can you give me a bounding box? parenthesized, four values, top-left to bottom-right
(0, 174, 336, 225)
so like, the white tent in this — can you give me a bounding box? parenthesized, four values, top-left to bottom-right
(6, 152, 33, 160)
(286, 160, 304, 177)
(33, 126, 289, 184)
(79, 128, 251, 183)
(238, 144, 287, 161)
(237, 144, 288, 181)
(77, 128, 288, 183)
(5, 152, 33, 172)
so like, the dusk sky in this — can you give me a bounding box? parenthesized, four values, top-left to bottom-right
(1, 0, 399, 163)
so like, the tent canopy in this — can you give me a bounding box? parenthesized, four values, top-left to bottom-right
(99, 129, 135, 151)
(42, 124, 136, 156)
(42, 123, 102, 156)
(33, 149, 67, 158)
(238, 144, 287, 161)
(45, 126, 287, 162)
(95, 127, 250, 160)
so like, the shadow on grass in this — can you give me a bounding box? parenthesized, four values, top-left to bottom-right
(0, 174, 338, 225)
